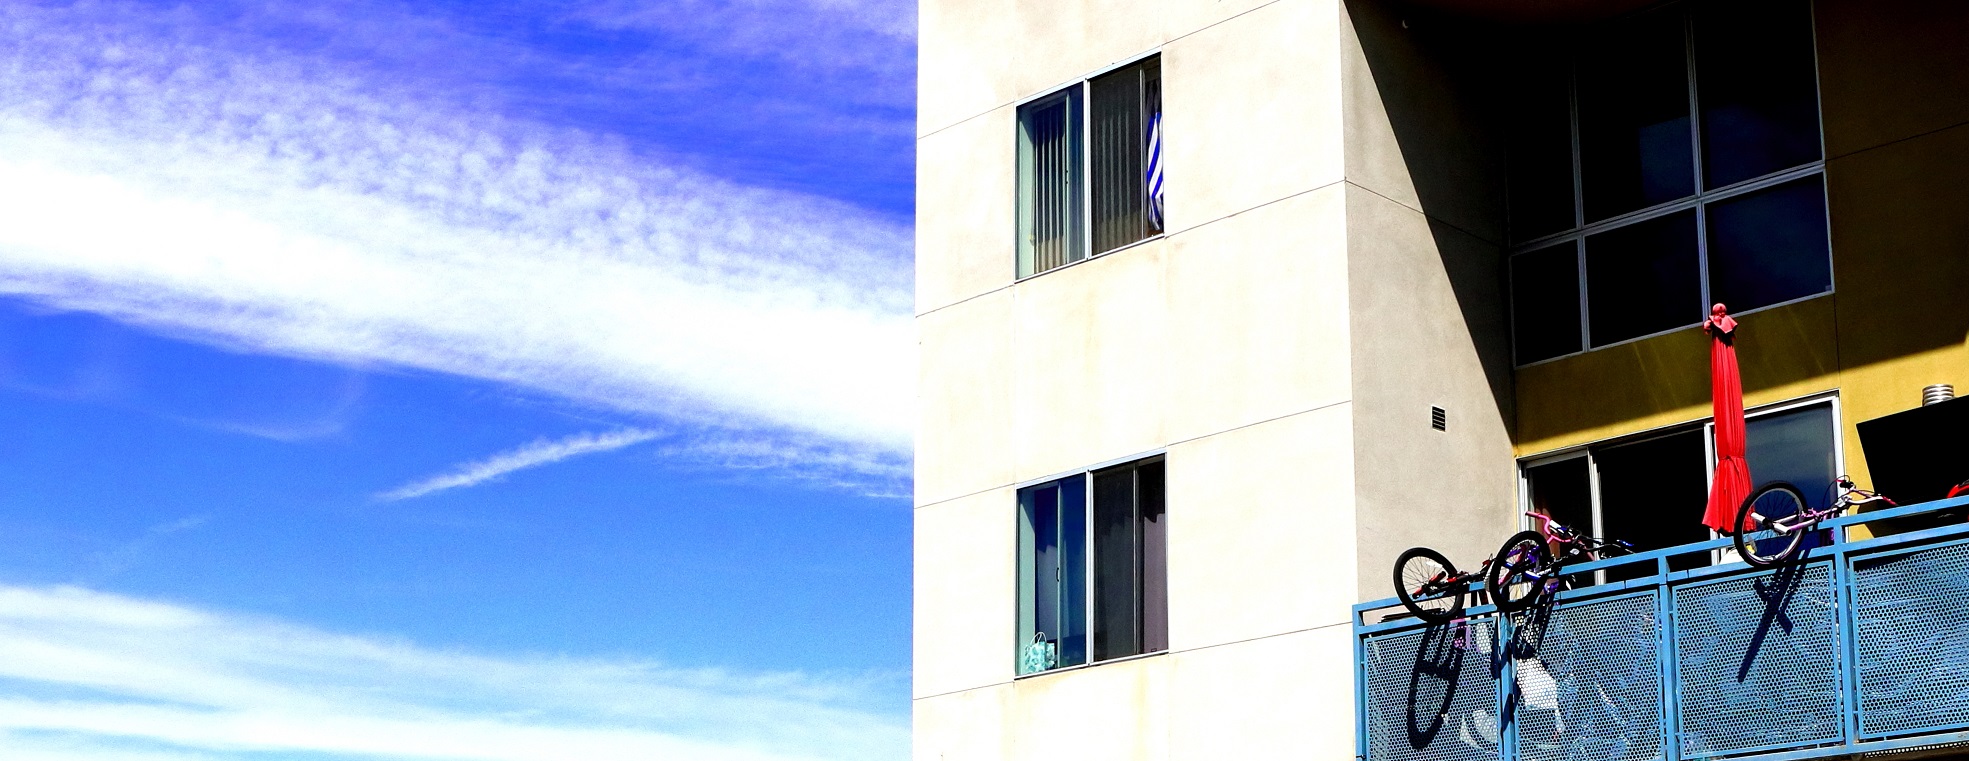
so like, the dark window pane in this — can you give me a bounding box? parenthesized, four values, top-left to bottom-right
(1511, 242, 1584, 364)
(1092, 467, 1139, 661)
(1578, 10, 1696, 221)
(1706, 175, 1831, 312)
(1016, 483, 1058, 672)
(1016, 477, 1086, 671)
(1525, 457, 1593, 533)
(1585, 209, 1701, 346)
(1744, 405, 1838, 503)
(1504, 50, 1578, 242)
(1056, 475, 1087, 666)
(1742, 403, 1838, 556)
(1137, 461, 1167, 655)
(1017, 89, 1083, 277)
(1596, 430, 1710, 581)
(1696, 0, 1822, 188)
(1090, 58, 1162, 254)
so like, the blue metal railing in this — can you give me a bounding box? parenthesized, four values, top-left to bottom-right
(1353, 494, 1969, 761)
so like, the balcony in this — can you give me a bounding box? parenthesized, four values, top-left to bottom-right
(1353, 495, 1969, 761)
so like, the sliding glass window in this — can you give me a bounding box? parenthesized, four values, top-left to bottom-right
(1017, 457, 1167, 675)
(1017, 55, 1163, 279)
(1504, 0, 1830, 365)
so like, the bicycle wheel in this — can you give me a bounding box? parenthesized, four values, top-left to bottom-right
(1734, 482, 1809, 568)
(1487, 531, 1550, 613)
(1393, 547, 1465, 624)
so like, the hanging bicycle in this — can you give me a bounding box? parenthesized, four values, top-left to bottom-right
(1484, 512, 1634, 613)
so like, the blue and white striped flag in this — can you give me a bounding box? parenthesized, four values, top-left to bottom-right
(1145, 110, 1164, 230)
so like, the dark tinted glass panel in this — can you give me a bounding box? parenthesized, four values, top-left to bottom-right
(1596, 430, 1710, 581)
(1746, 405, 1837, 504)
(1504, 50, 1578, 242)
(1092, 467, 1139, 661)
(1585, 209, 1701, 346)
(1706, 175, 1831, 312)
(1696, 0, 1822, 188)
(1055, 476, 1086, 666)
(1090, 58, 1162, 254)
(1525, 457, 1593, 534)
(1511, 242, 1583, 364)
(1138, 461, 1167, 654)
(1578, 10, 1695, 221)
(1015, 477, 1087, 670)
(1744, 404, 1837, 555)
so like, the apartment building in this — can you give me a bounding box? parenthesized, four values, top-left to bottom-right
(913, 0, 1969, 758)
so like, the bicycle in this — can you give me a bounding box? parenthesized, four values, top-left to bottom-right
(1391, 547, 1493, 625)
(1485, 512, 1634, 613)
(1732, 476, 1895, 567)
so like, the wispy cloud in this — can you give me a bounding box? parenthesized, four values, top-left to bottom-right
(381, 429, 664, 501)
(0, 2, 916, 476)
(0, 585, 907, 760)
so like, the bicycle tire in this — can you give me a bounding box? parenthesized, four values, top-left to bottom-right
(1734, 481, 1810, 568)
(1393, 547, 1464, 624)
(1487, 530, 1550, 613)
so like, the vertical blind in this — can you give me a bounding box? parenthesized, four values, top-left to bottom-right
(1017, 55, 1161, 278)
(1017, 91, 1083, 278)
(1090, 57, 1163, 256)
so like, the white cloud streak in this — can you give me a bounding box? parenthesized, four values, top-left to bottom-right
(0, 4, 915, 471)
(381, 429, 663, 501)
(0, 585, 907, 760)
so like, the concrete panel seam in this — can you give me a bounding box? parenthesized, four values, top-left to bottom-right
(1342, 179, 1501, 248)
(908, 618, 1353, 703)
(914, 177, 1348, 320)
(912, 678, 1014, 704)
(914, 0, 1290, 142)
(1826, 115, 1969, 162)
(1171, 617, 1353, 657)
(913, 397, 1354, 511)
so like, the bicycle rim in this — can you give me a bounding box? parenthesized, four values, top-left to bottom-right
(1393, 547, 1463, 624)
(1735, 483, 1809, 567)
(1487, 531, 1548, 613)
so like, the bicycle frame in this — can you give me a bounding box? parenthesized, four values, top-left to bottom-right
(1751, 477, 1895, 536)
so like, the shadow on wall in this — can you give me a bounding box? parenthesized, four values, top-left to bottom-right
(1344, 0, 1517, 437)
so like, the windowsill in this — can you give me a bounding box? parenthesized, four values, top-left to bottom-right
(1015, 233, 1166, 284)
(1012, 648, 1168, 681)
(1514, 289, 1833, 369)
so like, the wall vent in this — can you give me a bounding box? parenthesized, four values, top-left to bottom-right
(1430, 406, 1447, 432)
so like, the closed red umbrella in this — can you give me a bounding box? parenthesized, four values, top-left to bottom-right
(1702, 304, 1752, 533)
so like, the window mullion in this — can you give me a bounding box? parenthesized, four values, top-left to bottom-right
(1083, 466, 1095, 662)
(1567, 50, 1590, 353)
(1685, 11, 1712, 316)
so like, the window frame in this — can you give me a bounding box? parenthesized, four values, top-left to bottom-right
(1013, 52, 1165, 282)
(1517, 392, 1844, 571)
(1506, 0, 1834, 367)
(1012, 451, 1169, 678)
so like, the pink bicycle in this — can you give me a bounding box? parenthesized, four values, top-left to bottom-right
(1485, 512, 1633, 613)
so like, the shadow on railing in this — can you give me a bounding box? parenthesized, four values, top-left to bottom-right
(1354, 494, 1969, 761)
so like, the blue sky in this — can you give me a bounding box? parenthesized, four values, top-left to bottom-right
(0, 0, 915, 758)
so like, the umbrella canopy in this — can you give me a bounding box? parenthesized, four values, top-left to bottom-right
(1702, 304, 1752, 533)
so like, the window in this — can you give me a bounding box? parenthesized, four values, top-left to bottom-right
(1016, 457, 1166, 674)
(1520, 397, 1838, 579)
(1017, 56, 1163, 278)
(1504, 0, 1830, 365)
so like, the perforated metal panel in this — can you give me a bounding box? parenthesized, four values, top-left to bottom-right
(1511, 595, 1664, 761)
(1364, 621, 1502, 761)
(1853, 541, 1969, 738)
(1673, 564, 1843, 758)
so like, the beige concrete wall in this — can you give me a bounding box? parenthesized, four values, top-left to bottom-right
(1338, 0, 1519, 599)
(915, 0, 1369, 756)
